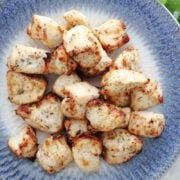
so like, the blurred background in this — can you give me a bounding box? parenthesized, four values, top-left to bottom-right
(159, 0, 180, 23)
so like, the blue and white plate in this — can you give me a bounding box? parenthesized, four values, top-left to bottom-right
(0, 0, 179, 179)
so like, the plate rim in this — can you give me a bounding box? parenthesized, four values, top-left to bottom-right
(0, 0, 180, 179)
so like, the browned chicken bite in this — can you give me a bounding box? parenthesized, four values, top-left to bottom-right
(63, 25, 102, 68)
(8, 126, 37, 158)
(93, 19, 129, 52)
(128, 111, 165, 138)
(101, 129, 143, 164)
(7, 71, 47, 105)
(16, 93, 64, 134)
(131, 79, 163, 110)
(64, 9, 90, 29)
(7, 44, 49, 74)
(110, 46, 140, 71)
(27, 15, 65, 49)
(72, 136, 102, 172)
(86, 99, 131, 132)
(37, 136, 73, 174)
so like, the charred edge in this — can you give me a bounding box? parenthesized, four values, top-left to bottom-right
(158, 95, 164, 103)
(66, 58, 77, 75)
(101, 145, 107, 159)
(122, 34, 130, 44)
(16, 105, 31, 115)
(87, 99, 105, 107)
(145, 78, 150, 85)
(43, 52, 51, 74)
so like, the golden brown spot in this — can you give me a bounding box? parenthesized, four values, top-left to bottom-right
(87, 99, 104, 107)
(16, 105, 31, 117)
(45, 140, 50, 146)
(19, 138, 28, 150)
(111, 63, 119, 70)
(122, 58, 127, 66)
(36, 24, 42, 32)
(43, 29, 47, 41)
(81, 158, 89, 167)
(66, 58, 77, 75)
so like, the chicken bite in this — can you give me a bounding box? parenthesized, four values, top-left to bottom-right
(72, 136, 102, 172)
(101, 69, 148, 97)
(131, 79, 163, 110)
(93, 19, 129, 52)
(101, 129, 143, 164)
(100, 69, 148, 106)
(7, 71, 47, 105)
(86, 99, 131, 132)
(8, 126, 37, 158)
(63, 25, 102, 68)
(7, 44, 49, 74)
(110, 46, 140, 71)
(52, 73, 81, 98)
(27, 15, 65, 49)
(128, 111, 165, 138)
(64, 9, 90, 29)
(37, 136, 73, 174)
(61, 82, 99, 119)
(16, 93, 64, 134)
(47, 45, 77, 75)
(64, 119, 89, 141)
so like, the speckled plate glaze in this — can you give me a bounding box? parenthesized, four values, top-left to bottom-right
(0, 0, 180, 179)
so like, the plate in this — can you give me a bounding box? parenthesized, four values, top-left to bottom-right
(0, 0, 180, 179)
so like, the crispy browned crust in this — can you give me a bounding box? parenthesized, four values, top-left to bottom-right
(16, 105, 32, 119)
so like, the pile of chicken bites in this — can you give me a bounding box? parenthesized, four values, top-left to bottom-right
(6, 10, 165, 174)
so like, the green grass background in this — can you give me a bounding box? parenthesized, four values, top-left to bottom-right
(159, 0, 180, 23)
